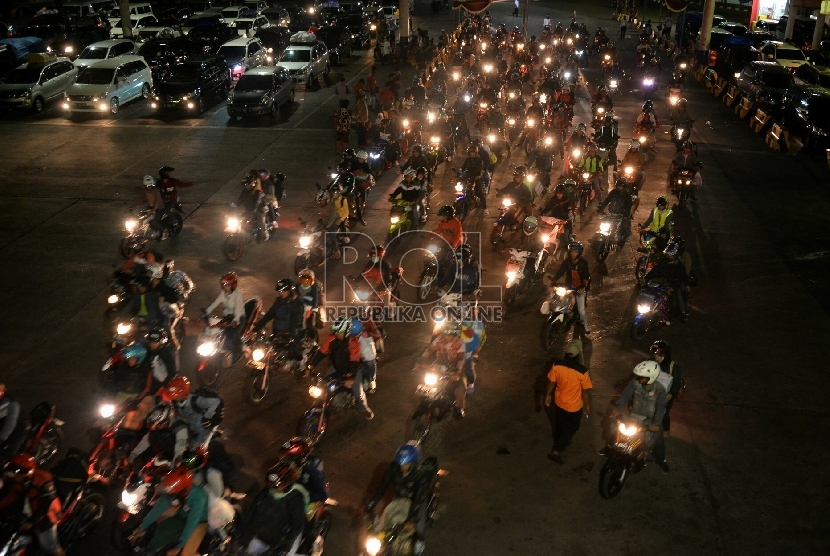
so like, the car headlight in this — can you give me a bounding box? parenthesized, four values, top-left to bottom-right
(600, 222, 611, 233)
(197, 342, 218, 356)
(366, 536, 381, 556)
(424, 372, 438, 386)
(226, 217, 241, 232)
(390, 215, 400, 224)
(618, 422, 639, 436)
(233, 63, 243, 71)
(116, 322, 131, 335)
(252, 348, 265, 361)
(555, 287, 568, 297)
(309, 385, 323, 398)
(637, 304, 651, 314)
(299, 235, 311, 248)
(99, 403, 116, 418)
(107, 294, 119, 305)
(65, 46, 74, 53)
(125, 219, 137, 232)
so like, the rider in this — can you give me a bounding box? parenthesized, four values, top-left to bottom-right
(157, 166, 195, 213)
(242, 461, 308, 556)
(307, 317, 374, 420)
(254, 279, 305, 360)
(576, 143, 606, 205)
(643, 237, 690, 322)
(0, 384, 22, 459)
(146, 326, 177, 390)
(234, 171, 270, 240)
(651, 340, 684, 437)
(639, 196, 674, 252)
(436, 244, 481, 297)
(365, 442, 438, 556)
(389, 169, 425, 229)
(130, 467, 209, 556)
(669, 98, 693, 127)
(418, 325, 468, 418)
(122, 275, 167, 331)
(549, 241, 591, 333)
(360, 245, 400, 302)
(565, 123, 588, 158)
(615, 361, 669, 474)
(597, 178, 634, 240)
(540, 183, 576, 243)
(297, 269, 322, 333)
(400, 145, 430, 174)
(204, 272, 246, 362)
(0, 454, 64, 556)
(496, 166, 534, 222)
(432, 205, 463, 249)
(130, 175, 168, 239)
(635, 100, 660, 130)
(509, 216, 547, 281)
(316, 186, 349, 259)
(591, 86, 613, 112)
(670, 141, 702, 200)
(458, 146, 486, 214)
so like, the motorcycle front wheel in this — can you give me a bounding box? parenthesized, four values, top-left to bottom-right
(59, 491, 105, 546)
(599, 460, 628, 499)
(248, 371, 270, 405)
(540, 319, 564, 351)
(224, 235, 244, 261)
(417, 268, 437, 302)
(630, 317, 650, 340)
(33, 424, 63, 467)
(198, 359, 222, 387)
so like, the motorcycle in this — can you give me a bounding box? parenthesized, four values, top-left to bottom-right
(503, 245, 549, 306)
(631, 281, 671, 340)
(593, 213, 626, 262)
(600, 52, 614, 74)
(301, 373, 362, 446)
(563, 147, 583, 179)
(416, 244, 450, 302)
(409, 364, 462, 444)
(488, 197, 520, 250)
(577, 171, 597, 217)
(591, 105, 609, 130)
(671, 166, 698, 209)
(633, 124, 656, 153)
(539, 286, 581, 351)
(87, 400, 144, 487)
(452, 177, 479, 224)
(635, 231, 660, 285)
(245, 330, 319, 404)
(387, 199, 418, 243)
(223, 209, 276, 262)
(4, 402, 64, 467)
(598, 415, 653, 498)
(195, 297, 262, 387)
(641, 73, 658, 98)
(120, 208, 183, 259)
(294, 218, 348, 275)
(670, 121, 693, 150)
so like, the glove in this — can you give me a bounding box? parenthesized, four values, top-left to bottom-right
(202, 418, 213, 429)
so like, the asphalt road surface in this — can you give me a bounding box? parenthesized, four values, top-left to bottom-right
(1, 0, 829, 554)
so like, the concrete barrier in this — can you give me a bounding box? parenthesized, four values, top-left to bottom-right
(751, 109, 771, 133)
(704, 68, 717, 89)
(713, 77, 727, 97)
(736, 96, 754, 119)
(723, 86, 739, 107)
(765, 122, 782, 150)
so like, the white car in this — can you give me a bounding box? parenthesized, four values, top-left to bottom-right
(135, 26, 182, 43)
(73, 39, 136, 69)
(231, 15, 271, 37)
(109, 14, 158, 39)
(220, 6, 246, 23)
(217, 36, 268, 80)
(63, 55, 153, 114)
(277, 33, 329, 87)
(0, 55, 78, 112)
(759, 40, 808, 70)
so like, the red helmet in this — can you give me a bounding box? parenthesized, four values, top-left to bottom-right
(220, 272, 238, 291)
(266, 461, 299, 491)
(159, 376, 191, 403)
(278, 437, 314, 462)
(160, 467, 193, 497)
(369, 245, 385, 259)
(5, 454, 35, 480)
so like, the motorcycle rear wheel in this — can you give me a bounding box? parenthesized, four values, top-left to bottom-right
(199, 359, 222, 387)
(59, 492, 105, 546)
(248, 371, 270, 405)
(224, 235, 244, 261)
(631, 318, 650, 340)
(540, 320, 564, 351)
(167, 212, 183, 236)
(599, 461, 628, 499)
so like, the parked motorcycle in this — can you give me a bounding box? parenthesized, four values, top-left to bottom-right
(539, 286, 581, 351)
(245, 330, 318, 404)
(631, 281, 671, 340)
(120, 208, 182, 259)
(195, 297, 262, 387)
(599, 415, 652, 498)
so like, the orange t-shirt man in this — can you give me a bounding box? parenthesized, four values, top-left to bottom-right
(546, 359, 592, 412)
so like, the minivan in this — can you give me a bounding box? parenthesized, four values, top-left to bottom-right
(61, 2, 96, 19)
(109, 3, 154, 18)
(64, 54, 152, 114)
(73, 38, 135, 69)
(0, 54, 78, 111)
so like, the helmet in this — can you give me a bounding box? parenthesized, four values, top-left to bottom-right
(663, 242, 680, 257)
(330, 316, 352, 335)
(568, 241, 584, 255)
(415, 166, 428, 176)
(337, 173, 356, 195)
(629, 139, 640, 150)
(412, 145, 423, 153)
(587, 142, 598, 151)
(146, 263, 164, 280)
(403, 169, 417, 178)
(298, 268, 315, 286)
(220, 272, 238, 291)
(614, 178, 628, 189)
(160, 467, 193, 497)
(667, 236, 685, 255)
(437, 205, 455, 219)
(633, 360, 661, 385)
(147, 405, 174, 430)
(455, 243, 472, 263)
(257, 169, 271, 181)
(356, 150, 368, 161)
(467, 146, 477, 155)
(642, 100, 654, 112)
(682, 140, 693, 150)
(678, 98, 687, 107)
(563, 179, 577, 189)
(5, 454, 35, 480)
(143, 175, 156, 188)
(122, 343, 148, 365)
(343, 148, 356, 159)
(266, 461, 299, 490)
(412, 76, 421, 85)
(316, 190, 330, 204)
(275, 278, 294, 292)
(522, 216, 538, 235)
(158, 166, 174, 178)
(513, 166, 527, 177)
(278, 437, 314, 461)
(350, 318, 364, 336)
(553, 184, 565, 194)
(656, 195, 668, 208)
(394, 442, 420, 466)
(369, 244, 385, 259)
(576, 123, 586, 132)
(159, 376, 191, 403)
(147, 326, 169, 345)
(650, 340, 671, 359)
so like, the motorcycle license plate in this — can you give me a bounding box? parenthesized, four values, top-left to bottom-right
(416, 384, 439, 397)
(77, 103, 88, 108)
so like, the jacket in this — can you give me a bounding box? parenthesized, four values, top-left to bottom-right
(460, 155, 483, 177)
(132, 186, 165, 211)
(598, 188, 633, 215)
(437, 260, 480, 294)
(139, 486, 208, 550)
(122, 290, 166, 329)
(367, 459, 437, 520)
(389, 180, 424, 203)
(158, 177, 195, 203)
(243, 486, 307, 547)
(578, 155, 604, 174)
(433, 218, 464, 248)
(312, 334, 360, 375)
(256, 295, 304, 336)
(542, 194, 576, 219)
(641, 207, 673, 235)
(616, 379, 667, 426)
(551, 256, 590, 289)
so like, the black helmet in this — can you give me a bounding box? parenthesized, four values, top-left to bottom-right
(343, 148, 356, 159)
(682, 140, 693, 150)
(614, 178, 627, 188)
(158, 166, 174, 178)
(412, 145, 423, 153)
(147, 326, 169, 345)
(650, 339, 671, 359)
(666, 235, 686, 256)
(642, 100, 654, 112)
(656, 195, 668, 208)
(274, 172, 286, 183)
(415, 166, 428, 176)
(336, 173, 355, 195)
(455, 243, 472, 263)
(438, 205, 455, 219)
(513, 166, 527, 177)
(567, 241, 583, 255)
(275, 278, 294, 292)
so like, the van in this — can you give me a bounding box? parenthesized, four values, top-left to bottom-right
(109, 14, 158, 39)
(696, 27, 733, 66)
(109, 3, 154, 19)
(63, 54, 153, 114)
(61, 2, 96, 19)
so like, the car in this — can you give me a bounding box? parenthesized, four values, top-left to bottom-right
(338, 13, 372, 49)
(774, 15, 814, 45)
(150, 54, 229, 115)
(243, 0, 270, 14)
(26, 14, 72, 33)
(73, 38, 135, 69)
(781, 84, 830, 147)
(186, 0, 213, 14)
(753, 18, 778, 34)
(0, 54, 77, 111)
(277, 33, 329, 87)
(188, 24, 236, 55)
(136, 36, 194, 81)
(255, 26, 292, 61)
(110, 14, 158, 39)
(61, 2, 98, 20)
(745, 30, 775, 48)
(217, 36, 267, 80)
(0, 37, 47, 79)
(220, 6, 249, 24)
(696, 27, 732, 66)
(261, 6, 290, 27)
(14, 25, 67, 51)
(63, 54, 152, 114)
(759, 40, 808, 70)
(230, 15, 271, 37)
(715, 39, 762, 84)
(47, 27, 110, 59)
(735, 60, 795, 113)
(108, 3, 154, 19)
(227, 65, 294, 119)
(286, 10, 318, 33)
(792, 64, 830, 88)
(379, 5, 398, 25)
(718, 22, 748, 36)
(313, 25, 351, 65)
(162, 7, 196, 22)
(134, 26, 182, 44)
(181, 13, 226, 35)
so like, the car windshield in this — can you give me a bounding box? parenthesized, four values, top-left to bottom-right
(18, 26, 61, 39)
(166, 64, 201, 80)
(222, 9, 240, 18)
(236, 74, 271, 91)
(231, 20, 253, 29)
(763, 71, 794, 88)
(218, 45, 246, 59)
(776, 48, 806, 61)
(79, 46, 108, 59)
(76, 67, 114, 84)
(3, 67, 42, 84)
(281, 48, 309, 62)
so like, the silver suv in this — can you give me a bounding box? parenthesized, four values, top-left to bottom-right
(217, 36, 267, 80)
(277, 40, 329, 87)
(0, 55, 78, 112)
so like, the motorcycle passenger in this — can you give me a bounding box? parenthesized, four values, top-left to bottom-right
(576, 143, 606, 205)
(669, 98, 693, 127)
(643, 238, 690, 322)
(242, 461, 308, 556)
(366, 443, 437, 555)
(671, 141, 702, 200)
(496, 166, 534, 222)
(459, 146, 487, 214)
(540, 183, 576, 243)
(297, 269, 322, 333)
(361, 245, 400, 299)
(351, 152, 372, 226)
(436, 243, 480, 296)
(597, 179, 634, 241)
(549, 241, 591, 333)
(509, 216, 548, 281)
(316, 187, 348, 259)
(615, 361, 669, 474)
(0, 454, 64, 556)
(635, 99, 660, 129)
(651, 340, 684, 437)
(591, 87, 613, 111)
(146, 327, 177, 391)
(130, 467, 209, 556)
(389, 169, 425, 229)
(307, 318, 374, 420)
(164, 377, 223, 446)
(0, 384, 23, 459)
(419, 325, 468, 417)
(639, 196, 674, 252)
(157, 166, 195, 212)
(122, 276, 167, 331)
(234, 172, 269, 240)
(130, 175, 168, 239)
(204, 272, 246, 362)
(433, 205, 464, 249)
(400, 145, 430, 174)
(254, 278, 305, 361)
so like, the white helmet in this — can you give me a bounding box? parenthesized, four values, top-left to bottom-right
(628, 140, 640, 150)
(356, 150, 368, 161)
(143, 175, 156, 188)
(633, 360, 661, 385)
(146, 263, 164, 280)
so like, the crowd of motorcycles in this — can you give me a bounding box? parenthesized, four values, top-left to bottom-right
(0, 9, 713, 556)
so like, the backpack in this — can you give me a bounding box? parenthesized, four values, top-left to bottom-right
(193, 387, 224, 426)
(607, 193, 626, 215)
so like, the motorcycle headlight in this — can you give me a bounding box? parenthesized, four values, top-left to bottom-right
(479, 102, 488, 108)
(734, 72, 740, 79)
(544, 137, 552, 145)
(464, 94, 471, 102)
(355, 290, 370, 302)
(366, 536, 382, 556)
(488, 133, 496, 143)
(233, 63, 243, 72)
(455, 182, 464, 192)
(526, 174, 535, 182)
(643, 78, 654, 86)
(402, 119, 409, 128)
(116, 322, 131, 335)
(517, 43, 524, 50)
(637, 303, 651, 314)
(624, 166, 634, 175)
(502, 198, 512, 207)
(99, 403, 116, 418)
(424, 372, 438, 386)
(121, 489, 138, 508)
(609, 79, 618, 87)
(677, 127, 684, 134)
(539, 93, 547, 103)
(564, 72, 571, 79)
(576, 50, 584, 56)
(125, 219, 137, 232)
(555, 287, 568, 297)
(107, 294, 119, 305)
(299, 235, 311, 248)
(453, 71, 460, 80)
(604, 54, 610, 61)
(370, 152, 380, 159)
(226, 217, 241, 233)
(541, 234, 550, 243)
(431, 135, 440, 143)
(428, 112, 435, 122)
(566, 38, 572, 45)
(597, 107, 604, 114)
(390, 215, 400, 224)
(252, 348, 265, 361)
(545, 56, 552, 64)
(582, 172, 590, 180)
(309, 385, 323, 398)
(638, 136, 647, 144)
(670, 96, 678, 105)
(619, 422, 639, 436)
(197, 342, 218, 357)
(572, 149, 581, 158)
(506, 270, 517, 280)
(679, 63, 687, 69)
(484, 64, 493, 73)
(600, 222, 611, 233)
(427, 244, 438, 254)
(527, 119, 535, 127)
(508, 92, 515, 99)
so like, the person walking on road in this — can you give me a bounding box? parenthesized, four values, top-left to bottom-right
(513, 0, 519, 17)
(544, 340, 592, 464)
(620, 16, 628, 39)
